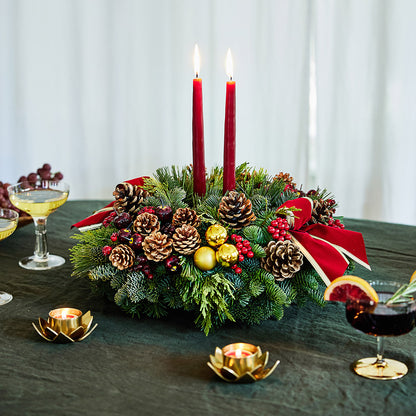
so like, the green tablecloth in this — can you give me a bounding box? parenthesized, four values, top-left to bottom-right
(1, 201, 415, 416)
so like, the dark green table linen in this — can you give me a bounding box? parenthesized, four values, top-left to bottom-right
(0, 201, 415, 416)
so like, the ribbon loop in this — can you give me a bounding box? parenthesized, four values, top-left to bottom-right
(279, 197, 371, 285)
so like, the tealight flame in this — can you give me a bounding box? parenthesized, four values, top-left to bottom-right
(234, 348, 242, 358)
(226, 48, 233, 80)
(194, 44, 200, 78)
(61, 309, 68, 319)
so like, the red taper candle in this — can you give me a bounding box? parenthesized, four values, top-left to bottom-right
(223, 49, 236, 194)
(192, 44, 206, 196)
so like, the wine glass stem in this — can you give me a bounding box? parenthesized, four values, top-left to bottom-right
(33, 217, 49, 261)
(376, 336, 386, 366)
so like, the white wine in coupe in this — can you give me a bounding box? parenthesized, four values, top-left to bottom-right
(9, 189, 68, 217)
(0, 217, 18, 240)
(7, 181, 70, 270)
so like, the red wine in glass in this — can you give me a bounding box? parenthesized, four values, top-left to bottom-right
(345, 281, 416, 380)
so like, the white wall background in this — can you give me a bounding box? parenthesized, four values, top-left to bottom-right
(1, 0, 415, 225)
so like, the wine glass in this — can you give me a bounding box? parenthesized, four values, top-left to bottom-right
(0, 208, 19, 304)
(346, 280, 416, 380)
(7, 180, 69, 270)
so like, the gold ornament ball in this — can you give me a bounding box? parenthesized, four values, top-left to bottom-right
(193, 246, 217, 271)
(216, 243, 239, 267)
(206, 224, 228, 247)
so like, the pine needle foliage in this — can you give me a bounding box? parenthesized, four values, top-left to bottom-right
(70, 164, 359, 335)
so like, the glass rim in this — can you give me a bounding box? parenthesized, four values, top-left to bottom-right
(0, 208, 19, 219)
(7, 180, 69, 192)
(367, 280, 416, 307)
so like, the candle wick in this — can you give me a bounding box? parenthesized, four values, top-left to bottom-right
(196, 72, 199, 78)
(229, 75, 233, 81)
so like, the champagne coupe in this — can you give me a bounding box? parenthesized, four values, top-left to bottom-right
(0, 208, 19, 304)
(8, 180, 69, 270)
(346, 280, 416, 380)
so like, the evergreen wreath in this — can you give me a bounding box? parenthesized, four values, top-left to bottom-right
(70, 164, 355, 335)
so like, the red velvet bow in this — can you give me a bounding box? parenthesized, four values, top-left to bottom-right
(72, 177, 146, 231)
(281, 198, 371, 286)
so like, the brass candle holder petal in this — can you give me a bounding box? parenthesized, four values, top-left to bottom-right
(207, 343, 280, 383)
(32, 309, 97, 343)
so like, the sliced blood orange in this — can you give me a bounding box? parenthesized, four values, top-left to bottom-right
(324, 275, 379, 303)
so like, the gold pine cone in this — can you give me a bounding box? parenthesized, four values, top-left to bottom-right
(133, 212, 160, 236)
(172, 208, 200, 228)
(142, 231, 173, 262)
(218, 191, 256, 230)
(172, 224, 201, 255)
(109, 244, 135, 270)
(261, 240, 303, 281)
(113, 182, 148, 214)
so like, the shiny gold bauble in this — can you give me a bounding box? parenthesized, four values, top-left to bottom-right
(193, 246, 217, 271)
(206, 224, 228, 248)
(216, 243, 239, 267)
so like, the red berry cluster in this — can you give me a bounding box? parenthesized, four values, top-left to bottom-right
(327, 218, 345, 229)
(133, 255, 154, 279)
(103, 211, 117, 227)
(267, 217, 291, 241)
(230, 234, 254, 274)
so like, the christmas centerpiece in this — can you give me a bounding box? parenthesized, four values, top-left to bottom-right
(70, 47, 370, 335)
(70, 164, 370, 335)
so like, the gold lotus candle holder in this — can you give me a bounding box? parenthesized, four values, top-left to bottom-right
(32, 308, 97, 343)
(207, 342, 280, 383)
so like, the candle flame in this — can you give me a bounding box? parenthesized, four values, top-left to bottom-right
(61, 309, 67, 319)
(194, 44, 200, 78)
(226, 48, 233, 80)
(235, 349, 242, 358)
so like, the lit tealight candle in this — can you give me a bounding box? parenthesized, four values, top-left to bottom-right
(224, 348, 252, 358)
(48, 308, 83, 334)
(49, 308, 82, 320)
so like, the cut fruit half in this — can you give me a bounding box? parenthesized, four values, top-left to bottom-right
(410, 270, 416, 283)
(324, 275, 379, 303)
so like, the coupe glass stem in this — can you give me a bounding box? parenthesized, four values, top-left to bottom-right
(375, 336, 386, 367)
(33, 217, 49, 261)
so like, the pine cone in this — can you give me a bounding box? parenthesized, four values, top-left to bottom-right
(142, 231, 173, 262)
(109, 244, 135, 270)
(133, 212, 160, 236)
(274, 172, 296, 188)
(172, 208, 200, 228)
(113, 182, 148, 214)
(261, 240, 303, 281)
(218, 191, 256, 230)
(307, 199, 336, 225)
(172, 224, 201, 255)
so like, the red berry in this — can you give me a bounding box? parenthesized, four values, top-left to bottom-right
(278, 236, 285, 241)
(236, 242, 243, 249)
(284, 224, 290, 230)
(234, 267, 242, 274)
(231, 234, 237, 241)
(267, 226, 276, 234)
(102, 246, 112, 256)
(238, 254, 245, 262)
(285, 234, 292, 240)
(271, 220, 278, 227)
(231, 264, 237, 269)
(235, 235, 243, 243)
(243, 240, 250, 247)
(110, 233, 118, 242)
(247, 251, 254, 258)
(147, 274, 154, 280)
(241, 247, 248, 254)
(272, 232, 280, 240)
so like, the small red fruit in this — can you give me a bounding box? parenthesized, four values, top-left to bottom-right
(102, 246, 112, 256)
